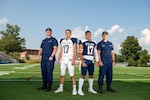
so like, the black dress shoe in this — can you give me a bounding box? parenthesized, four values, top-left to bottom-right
(44, 84, 52, 92)
(107, 86, 117, 92)
(37, 83, 47, 90)
(98, 85, 104, 94)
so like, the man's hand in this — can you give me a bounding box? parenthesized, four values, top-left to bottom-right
(112, 61, 115, 66)
(57, 60, 60, 66)
(95, 62, 99, 67)
(49, 56, 53, 61)
(99, 61, 103, 67)
(82, 61, 87, 67)
(72, 59, 75, 66)
(38, 56, 41, 62)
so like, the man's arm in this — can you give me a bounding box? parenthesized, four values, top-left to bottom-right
(49, 46, 58, 61)
(38, 48, 42, 61)
(72, 43, 77, 65)
(111, 50, 115, 66)
(97, 50, 103, 66)
(79, 44, 86, 67)
(94, 47, 99, 66)
(57, 46, 62, 65)
(51, 46, 58, 57)
(94, 47, 99, 62)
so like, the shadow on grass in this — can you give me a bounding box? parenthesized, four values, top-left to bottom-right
(0, 80, 149, 100)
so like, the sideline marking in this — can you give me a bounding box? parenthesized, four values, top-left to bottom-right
(0, 79, 150, 81)
(13, 64, 39, 69)
(0, 71, 15, 76)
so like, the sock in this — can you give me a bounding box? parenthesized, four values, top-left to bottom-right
(60, 84, 63, 89)
(88, 78, 93, 90)
(73, 85, 76, 91)
(78, 78, 84, 91)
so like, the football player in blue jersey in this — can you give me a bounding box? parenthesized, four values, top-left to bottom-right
(97, 31, 116, 94)
(54, 29, 77, 95)
(78, 31, 99, 96)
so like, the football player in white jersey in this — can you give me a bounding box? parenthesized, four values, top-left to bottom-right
(78, 31, 99, 96)
(55, 29, 77, 95)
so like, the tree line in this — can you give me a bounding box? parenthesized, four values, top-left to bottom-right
(0, 24, 150, 66)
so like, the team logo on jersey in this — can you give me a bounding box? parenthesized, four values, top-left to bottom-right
(48, 40, 52, 42)
(85, 43, 94, 46)
(101, 45, 105, 47)
(109, 45, 113, 47)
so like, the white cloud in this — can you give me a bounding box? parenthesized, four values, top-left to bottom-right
(72, 27, 86, 39)
(107, 25, 124, 34)
(139, 29, 150, 51)
(0, 18, 9, 24)
(85, 26, 90, 31)
(94, 28, 104, 38)
(93, 25, 124, 38)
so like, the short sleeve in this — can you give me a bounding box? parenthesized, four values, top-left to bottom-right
(52, 38, 58, 47)
(79, 39, 82, 45)
(60, 38, 63, 44)
(94, 42, 97, 48)
(71, 38, 77, 44)
(40, 40, 44, 48)
(110, 42, 114, 50)
(97, 42, 101, 51)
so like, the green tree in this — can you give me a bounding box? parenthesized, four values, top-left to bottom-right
(115, 54, 125, 62)
(120, 36, 142, 66)
(139, 49, 150, 67)
(0, 24, 26, 55)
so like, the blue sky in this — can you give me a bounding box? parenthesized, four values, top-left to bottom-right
(0, 0, 150, 54)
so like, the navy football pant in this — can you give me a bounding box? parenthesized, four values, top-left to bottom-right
(41, 60, 54, 84)
(98, 63, 112, 85)
(81, 60, 94, 76)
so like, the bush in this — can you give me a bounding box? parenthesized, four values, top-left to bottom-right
(18, 59, 25, 63)
(25, 59, 40, 64)
(127, 58, 137, 66)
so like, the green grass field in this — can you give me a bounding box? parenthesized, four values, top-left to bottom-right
(0, 63, 150, 100)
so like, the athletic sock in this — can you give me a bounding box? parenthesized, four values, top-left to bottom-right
(59, 84, 63, 89)
(73, 85, 76, 90)
(88, 78, 93, 90)
(78, 78, 84, 91)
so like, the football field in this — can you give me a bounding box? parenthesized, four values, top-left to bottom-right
(0, 63, 150, 100)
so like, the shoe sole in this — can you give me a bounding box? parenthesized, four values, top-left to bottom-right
(72, 93, 77, 95)
(54, 91, 63, 93)
(88, 91, 97, 94)
(78, 93, 84, 96)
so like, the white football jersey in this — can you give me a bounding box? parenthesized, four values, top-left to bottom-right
(60, 38, 77, 59)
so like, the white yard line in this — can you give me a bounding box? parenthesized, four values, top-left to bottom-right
(0, 71, 15, 76)
(0, 64, 39, 76)
(0, 63, 22, 66)
(0, 79, 150, 82)
(12, 64, 39, 69)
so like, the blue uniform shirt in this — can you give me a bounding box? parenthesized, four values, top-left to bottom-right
(97, 40, 113, 63)
(40, 37, 58, 61)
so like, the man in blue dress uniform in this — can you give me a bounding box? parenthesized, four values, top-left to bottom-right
(37, 28, 58, 91)
(97, 31, 116, 94)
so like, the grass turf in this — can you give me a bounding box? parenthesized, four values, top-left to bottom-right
(0, 63, 150, 100)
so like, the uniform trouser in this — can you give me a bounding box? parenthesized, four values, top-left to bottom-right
(98, 62, 112, 86)
(41, 60, 54, 84)
(81, 60, 94, 76)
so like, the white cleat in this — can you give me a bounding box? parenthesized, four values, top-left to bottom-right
(54, 88, 63, 93)
(72, 90, 77, 95)
(88, 88, 97, 94)
(78, 90, 84, 96)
